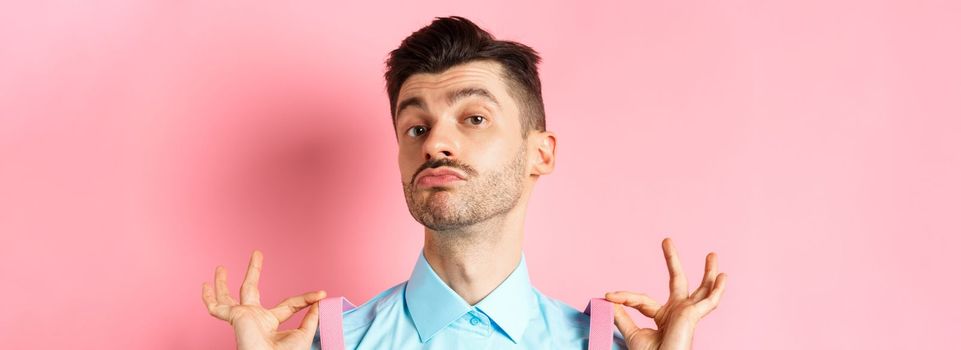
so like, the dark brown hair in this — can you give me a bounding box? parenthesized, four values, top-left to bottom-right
(385, 16, 545, 135)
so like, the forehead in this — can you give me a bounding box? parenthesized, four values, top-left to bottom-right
(397, 60, 513, 107)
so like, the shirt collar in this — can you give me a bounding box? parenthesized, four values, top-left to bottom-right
(404, 250, 537, 344)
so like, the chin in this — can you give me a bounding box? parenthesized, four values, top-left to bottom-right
(423, 191, 455, 210)
(422, 187, 454, 199)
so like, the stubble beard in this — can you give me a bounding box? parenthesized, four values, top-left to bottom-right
(402, 146, 527, 232)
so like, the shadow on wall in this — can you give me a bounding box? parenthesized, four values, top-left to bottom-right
(221, 88, 386, 266)
(171, 73, 391, 348)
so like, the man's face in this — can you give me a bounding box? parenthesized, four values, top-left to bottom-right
(394, 60, 529, 231)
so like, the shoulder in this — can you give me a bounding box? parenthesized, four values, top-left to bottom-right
(532, 287, 628, 349)
(312, 282, 409, 350)
(533, 287, 591, 333)
(341, 281, 407, 332)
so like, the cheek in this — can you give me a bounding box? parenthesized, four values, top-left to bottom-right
(398, 152, 420, 181)
(469, 142, 517, 171)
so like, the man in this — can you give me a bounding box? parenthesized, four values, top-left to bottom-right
(201, 16, 727, 349)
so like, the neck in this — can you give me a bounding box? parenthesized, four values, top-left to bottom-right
(422, 201, 527, 305)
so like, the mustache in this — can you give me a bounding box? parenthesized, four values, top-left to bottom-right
(411, 158, 477, 186)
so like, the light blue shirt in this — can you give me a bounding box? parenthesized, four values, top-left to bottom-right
(313, 251, 627, 349)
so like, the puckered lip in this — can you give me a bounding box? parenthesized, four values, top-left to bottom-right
(415, 167, 467, 186)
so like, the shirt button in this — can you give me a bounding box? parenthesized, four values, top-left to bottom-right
(470, 317, 481, 325)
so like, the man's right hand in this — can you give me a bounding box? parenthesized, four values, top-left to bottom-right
(202, 250, 326, 350)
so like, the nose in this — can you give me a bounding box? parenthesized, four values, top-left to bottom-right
(422, 121, 459, 162)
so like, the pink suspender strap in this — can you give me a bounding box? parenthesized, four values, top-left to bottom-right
(318, 297, 355, 350)
(585, 297, 615, 350)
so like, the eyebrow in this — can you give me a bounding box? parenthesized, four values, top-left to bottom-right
(447, 87, 500, 108)
(395, 87, 501, 118)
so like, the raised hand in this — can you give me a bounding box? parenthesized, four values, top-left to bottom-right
(202, 250, 326, 350)
(605, 238, 727, 350)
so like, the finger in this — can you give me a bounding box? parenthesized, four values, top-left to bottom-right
(202, 282, 229, 320)
(214, 266, 237, 305)
(240, 250, 263, 305)
(298, 302, 320, 334)
(612, 304, 640, 340)
(691, 252, 718, 301)
(605, 291, 661, 318)
(694, 272, 727, 316)
(662, 238, 689, 300)
(270, 290, 327, 322)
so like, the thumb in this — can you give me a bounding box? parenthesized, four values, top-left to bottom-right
(298, 302, 320, 334)
(612, 303, 640, 340)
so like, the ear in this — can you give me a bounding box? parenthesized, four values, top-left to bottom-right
(529, 131, 557, 176)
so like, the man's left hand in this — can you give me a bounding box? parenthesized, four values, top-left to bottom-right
(605, 237, 728, 350)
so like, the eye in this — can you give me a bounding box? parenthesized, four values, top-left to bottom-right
(405, 125, 428, 138)
(466, 115, 487, 126)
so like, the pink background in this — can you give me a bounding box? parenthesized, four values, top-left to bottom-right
(2, 1, 959, 349)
